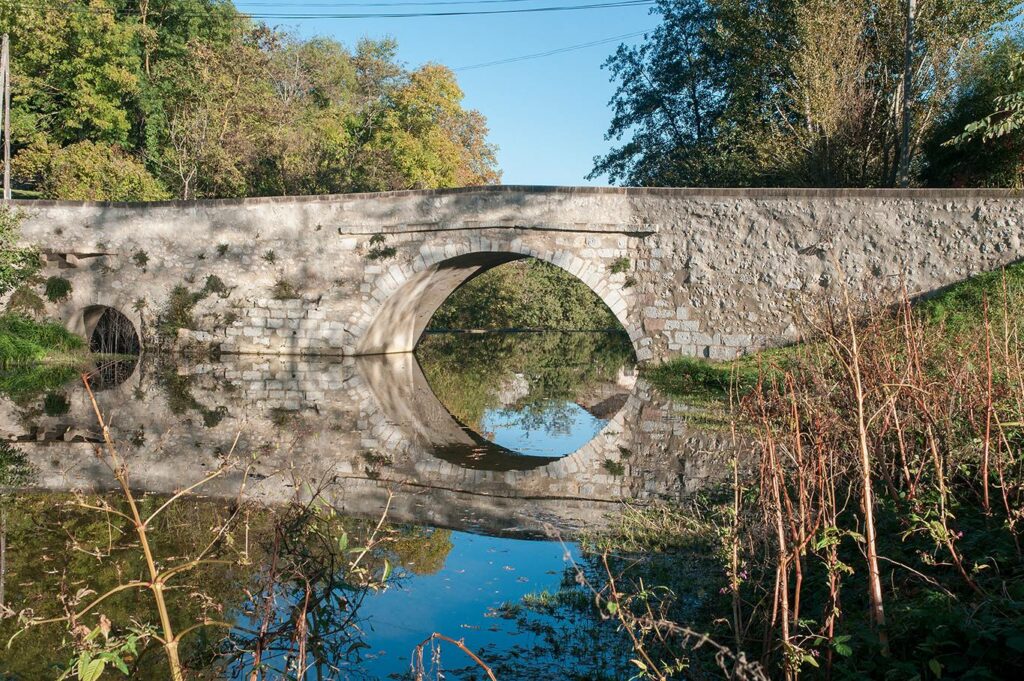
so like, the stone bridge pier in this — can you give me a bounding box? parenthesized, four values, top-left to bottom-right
(15, 186, 1024, 362)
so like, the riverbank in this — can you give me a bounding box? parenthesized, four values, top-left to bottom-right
(0, 314, 92, 401)
(612, 262, 1024, 678)
(646, 261, 1024, 401)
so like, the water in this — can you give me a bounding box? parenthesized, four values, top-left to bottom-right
(0, 332, 735, 679)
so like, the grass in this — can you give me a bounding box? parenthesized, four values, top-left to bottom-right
(0, 315, 90, 402)
(648, 260, 1024, 401)
(645, 346, 795, 403)
(0, 314, 86, 365)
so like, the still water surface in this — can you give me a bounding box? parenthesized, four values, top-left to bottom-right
(0, 332, 731, 679)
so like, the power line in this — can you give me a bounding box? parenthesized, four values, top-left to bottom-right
(16, 0, 655, 19)
(233, 0, 562, 7)
(454, 28, 648, 70)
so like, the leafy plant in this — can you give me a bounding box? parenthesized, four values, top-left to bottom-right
(609, 257, 630, 274)
(0, 207, 40, 296)
(44, 276, 73, 303)
(366, 234, 398, 261)
(271, 279, 300, 300)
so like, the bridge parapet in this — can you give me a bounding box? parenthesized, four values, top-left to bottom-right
(14, 186, 1024, 363)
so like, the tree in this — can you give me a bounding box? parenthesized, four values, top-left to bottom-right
(592, 0, 1018, 188)
(922, 38, 1024, 187)
(0, 0, 140, 148)
(0, 2, 500, 200)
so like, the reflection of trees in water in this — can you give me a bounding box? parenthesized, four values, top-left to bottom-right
(417, 332, 635, 432)
(87, 358, 138, 390)
(0, 492, 455, 679)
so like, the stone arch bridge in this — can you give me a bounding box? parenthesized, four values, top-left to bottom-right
(16, 186, 1024, 362)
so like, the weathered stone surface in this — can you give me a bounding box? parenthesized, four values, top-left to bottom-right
(2, 354, 738, 535)
(17, 186, 1024, 363)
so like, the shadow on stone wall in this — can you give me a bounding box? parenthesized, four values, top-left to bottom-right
(0, 352, 744, 537)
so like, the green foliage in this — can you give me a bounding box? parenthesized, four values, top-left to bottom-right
(158, 276, 232, 336)
(262, 250, 276, 263)
(14, 141, 170, 201)
(216, 243, 229, 257)
(0, 441, 32, 487)
(429, 259, 619, 331)
(417, 331, 634, 431)
(44, 276, 72, 302)
(0, 363, 79, 403)
(0, 207, 40, 296)
(609, 257, 630, 274)
(158, 285, 203, 336)
(950, 46, 1024, 145)
(651, 261, 1024, 402)
(1, 3, 499, 199)
(0, 314, 85, 365)
(133, 251, 149, 269)
(592, 0, 1018, 188)
(918, 260, 1024, 334)
(645, 351, 791, 403)
(927, 38, 1024, 187)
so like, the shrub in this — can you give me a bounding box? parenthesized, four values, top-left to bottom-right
(14, 140, 170, 202)
(44, 276, 73, 302)
(159, 285, 203, 336)
(609, 257, 630, 274)
(271, 279, 300, 300)
(0, 207, 40, 296)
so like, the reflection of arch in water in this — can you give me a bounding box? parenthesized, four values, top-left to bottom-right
(353, 352, 638, 484)
(80, 305, 141, 389)
(354, 245, 638, 356)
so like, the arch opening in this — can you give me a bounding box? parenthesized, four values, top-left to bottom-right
(84, 306, 140, 356)
(357, 250, 636, 356)
(360, 251, 638, 466)
(82, 306, 141, 389)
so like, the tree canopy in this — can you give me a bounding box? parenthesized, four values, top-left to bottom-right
(0, 0, 499, 200)
(591, 0, 1022, 188)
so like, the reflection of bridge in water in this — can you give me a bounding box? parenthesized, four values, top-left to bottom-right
(2, 353, 740, 537)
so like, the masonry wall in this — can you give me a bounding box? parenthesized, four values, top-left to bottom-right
(15, 186, 1024, 363)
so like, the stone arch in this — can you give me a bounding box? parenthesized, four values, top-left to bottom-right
(354, 240, 640, 355)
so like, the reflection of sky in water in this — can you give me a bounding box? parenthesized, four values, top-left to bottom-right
(228, 531, 579, 680)
(357, 532, 579, 678)
(479, 401, 608, 457)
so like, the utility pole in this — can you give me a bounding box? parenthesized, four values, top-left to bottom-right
(2, 34, 10, 202)
(898, 0, 916, 188)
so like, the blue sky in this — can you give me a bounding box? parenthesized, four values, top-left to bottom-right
(234, 0, 657, 185)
